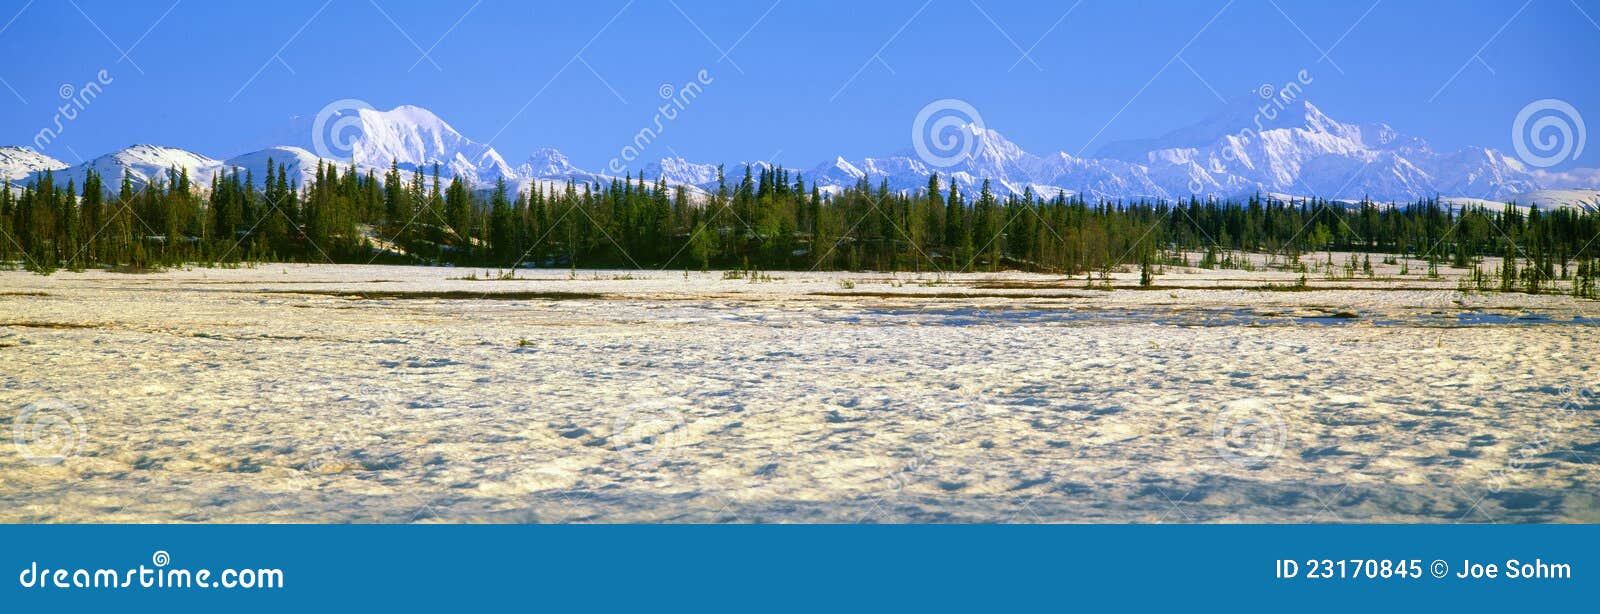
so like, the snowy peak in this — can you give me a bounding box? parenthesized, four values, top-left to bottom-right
(639, 156, 719, 186)
(806, 156, 868, 189)
(314, 105, 722, 194)
(0, 146, 68, 182)
(6, 100, 1598, 205)
(826, 156, 864, 177)
(222, 146, 333, 189)
(782, 97, 1572, 203)
(965, 124, 1028, 163)
(1058, 97, 1547, 201)
(519, 148, 584, 179)
(345, 105, 515, 185)
(365, 104, 452, 134)
(1096, 96, 1344, 162)
(29, 144, 228, 191)
(106, 144, 223, 175)
(802, 125, 1047, 196)
(1285, 99, 1340, 133)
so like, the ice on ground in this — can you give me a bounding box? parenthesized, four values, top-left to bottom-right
(0, 261, 1596, 523)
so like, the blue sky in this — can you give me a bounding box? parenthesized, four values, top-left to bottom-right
(2, 0, 1597, 169)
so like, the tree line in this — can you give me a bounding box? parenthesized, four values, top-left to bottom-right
(2, 160, 1598, 295)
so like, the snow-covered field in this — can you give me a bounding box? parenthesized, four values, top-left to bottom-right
(1, 260, 1596, 523)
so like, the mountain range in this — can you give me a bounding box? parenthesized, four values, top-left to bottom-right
(5, 99, 1598, 210)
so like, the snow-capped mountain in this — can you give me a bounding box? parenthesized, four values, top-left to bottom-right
(8, 100, 1598, 207)
(632, 157, 788, 191)
(31, 144, 229, 191)
(798, 130, 1121, 200)
(783, 97, 1554, 203)
(640, 156, 720, 186)
(1089, 98, 1544, 201)
(517, 148, 596, 183)
(332, 105, 517, 186)
(1515, 189, 1600, 212)
(0, 146, 67, 182)
(1441, 189, 1600, 213)
(222, 146, 335, 189)
(22, 144, 332, 193)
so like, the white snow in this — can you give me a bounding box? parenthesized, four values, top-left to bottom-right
(222, 145, 333, 189)
(348, 104, 517, 187)
(0, 261, 1595, 523)
(1511, 189, 1600, 212)
(10, 102, 1600, 205)
(32, 144, 226, 191)
(0, 146, 67, 182)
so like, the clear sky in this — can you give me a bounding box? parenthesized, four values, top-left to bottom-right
(2, 0, 1598, 170)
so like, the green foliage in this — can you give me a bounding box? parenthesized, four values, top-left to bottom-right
(4, 165, 1599, 301)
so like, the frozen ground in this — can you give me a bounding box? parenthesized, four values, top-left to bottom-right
(1, 259, 1597, 523)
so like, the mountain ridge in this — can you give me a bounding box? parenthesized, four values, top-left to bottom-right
(11, 99, 1597, 209)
